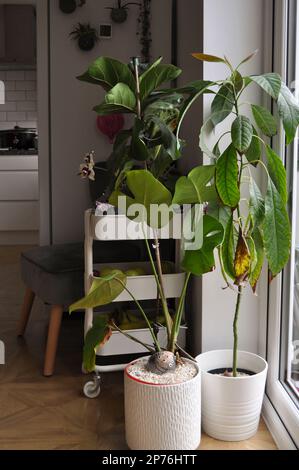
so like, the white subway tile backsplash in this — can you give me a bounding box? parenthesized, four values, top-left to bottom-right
(16, 81, 36, 91)
(7, 112, 26, 121)
(4, 81, 16, 91)
(27, 111, 37, 121)
(17, 101, 36, 112)
(25, 71, 37, 81)
(5, 71, 25, 81)
(6, 91, 26, 102)
(0, 70, 37, 130)
(26, 91, 37, 101)
(0, 102, 17, 111)
(0, 121, 17, 130)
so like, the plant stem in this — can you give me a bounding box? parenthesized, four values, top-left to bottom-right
(143, 235, 173, 339)
(233, 286, 242, 377)
(111, 321, 155, 353)
(115, 278, 161, 351)
(169, 272, 191, 353)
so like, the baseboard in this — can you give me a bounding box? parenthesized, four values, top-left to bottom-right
(262, 396, 297, 450)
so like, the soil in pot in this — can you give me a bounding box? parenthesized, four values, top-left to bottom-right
(209, 367, 255, 377)
(127, 358, 198, 385)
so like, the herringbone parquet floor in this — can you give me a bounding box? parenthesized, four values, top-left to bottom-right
(0, 246, 277, 450)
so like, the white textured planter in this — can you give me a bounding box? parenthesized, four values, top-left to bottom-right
(124, 358, 201, 450)
(196, 350, 268, 442)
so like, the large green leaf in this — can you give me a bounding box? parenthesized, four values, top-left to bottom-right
(262, 179, 291, 276)
(69, 271, 127, 313)
(251, 104, 277, 137)
(216, 144, 240, 207)
(231, 70, 244, 94)
(211, 83, 235, 126)
(277, 83, 299, 144)
(109, 170, 172, 228)
(131, 119, 148, 161)
(182, 215, 224, 275)
(147, 115, 181, 160)
(172, 165, 216, 205)
(105, 83, 136, 110)
(140, 59, 182, 100)
(220, 214, 237, 280)
(83, 316, 112, 372)
(249, 73, 282, 99)
(93, 83, 137, 115)
(192, 53, 226, 63)
(78, 57, 135, 91)
(245, 126, 261, 166)
(231, 115, 253, 153)
(265, 145, 287, 204)
(249, 228, 264, 293)
(249, 178, 265, 228)
(93, 103, 133, 115)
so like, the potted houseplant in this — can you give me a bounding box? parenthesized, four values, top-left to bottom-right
(71, 56, 221, 450)
(106, 0, 140, 24)
(179, 51, 299, 441)
(70, 23, 99, 51)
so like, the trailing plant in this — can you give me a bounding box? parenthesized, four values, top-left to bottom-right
(137, 0, 152, 63)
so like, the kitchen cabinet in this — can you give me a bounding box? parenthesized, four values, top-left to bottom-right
(0, 5, 36, 68)
(0, 154, 38, 233)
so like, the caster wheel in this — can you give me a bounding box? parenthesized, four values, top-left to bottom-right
(83, 373, 101, 398)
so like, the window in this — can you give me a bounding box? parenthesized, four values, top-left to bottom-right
(266, 0, 299, 449)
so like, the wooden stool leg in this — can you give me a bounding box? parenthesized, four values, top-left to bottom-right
(43, 305, 63, 377)
(17, 288, 35, 337)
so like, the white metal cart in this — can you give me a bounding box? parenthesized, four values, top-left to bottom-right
(83, 209, 186, 398)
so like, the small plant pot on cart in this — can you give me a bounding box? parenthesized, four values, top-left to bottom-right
(124, 357, 201, 450)
(196, 350, 268, 442)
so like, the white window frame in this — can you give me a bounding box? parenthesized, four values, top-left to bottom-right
(263, 0, 299, 450)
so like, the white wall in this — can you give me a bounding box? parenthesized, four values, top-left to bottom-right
(200, 0, 270, 354)
(49, 0, 172, 243)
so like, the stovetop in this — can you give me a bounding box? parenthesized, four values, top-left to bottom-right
(0, 149, 38, 156)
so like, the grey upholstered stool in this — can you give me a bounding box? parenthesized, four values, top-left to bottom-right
(18, 242, 142, 377)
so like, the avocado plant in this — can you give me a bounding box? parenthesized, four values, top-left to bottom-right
(180, 51, 299, 376)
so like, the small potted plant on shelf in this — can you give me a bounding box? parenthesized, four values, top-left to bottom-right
(72, 56, 220, 450)
(70, 23, 99, 51)
(181, 51, 298, 442)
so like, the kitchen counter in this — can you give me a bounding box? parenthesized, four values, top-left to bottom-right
(0, 149, 38, 156)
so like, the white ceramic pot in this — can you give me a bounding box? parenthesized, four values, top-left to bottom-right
(196, 350, 268, 442)
(124, 358, 201, 450)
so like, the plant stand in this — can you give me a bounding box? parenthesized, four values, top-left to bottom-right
(83, 209, 186, 397)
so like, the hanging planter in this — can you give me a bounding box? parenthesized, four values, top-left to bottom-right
(106, 1, 140, 24)
(59, 0, 86, 14)
(70, 23, 99, 51)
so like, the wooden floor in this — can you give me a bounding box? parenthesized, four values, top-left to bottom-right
(0, 246, 277, 450)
